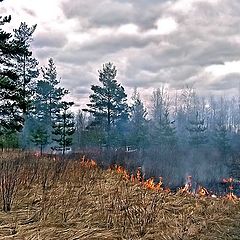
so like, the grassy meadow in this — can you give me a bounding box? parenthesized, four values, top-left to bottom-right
(0, 152, 239, 240)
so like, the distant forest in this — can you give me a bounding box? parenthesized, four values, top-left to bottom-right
(1, 3, 240, 186)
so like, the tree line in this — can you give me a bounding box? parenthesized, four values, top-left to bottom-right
(0, 6, 74, 154)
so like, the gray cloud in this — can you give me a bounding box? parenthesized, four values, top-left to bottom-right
(73, 86, 91, 96)
(35, 47, 60, 60)
(61, 0, 171, 29)
(57, 33, 159, 65)
(22, 7, 36, 17)
(208, 73, 240, 91)
(33, 32, 68, 49)
(7, 0, 240, 104)
(57, 64, 98, 99)
(61, 0, 132, 28)
(0, 6, 7, 15)
(118, 0, 240, 93)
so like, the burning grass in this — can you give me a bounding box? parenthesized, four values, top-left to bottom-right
(0, 152, 240, 239)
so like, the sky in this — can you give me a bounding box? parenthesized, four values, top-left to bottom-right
(1, 0, 240, 108)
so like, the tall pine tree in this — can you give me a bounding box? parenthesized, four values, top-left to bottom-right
(13, 22, 38, 114)
(84, 62, 129, 146)
(33, 58, 68, 145)
(0, 4, 27, 136)
(13, 22, 39, 149)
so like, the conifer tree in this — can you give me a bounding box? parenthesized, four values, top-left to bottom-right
(129, 89, 148, 149)
(213, 123, 230, 157)
(12, 22, 39, 149)
(13, 22, 38, 114)
(0, 132, 19, 150)
(151, 88, 176, 147)
(34, 59, 68, 120)
(187, 111, 207, 147)
(0, 4, 27, 135)
(84, 62, 129, 146)
(33, 58, 69, 146)
(52, 101, 75, 155)
(31, 126, 49, 155)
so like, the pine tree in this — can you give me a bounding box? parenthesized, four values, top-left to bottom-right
(213, 123, 230, 157)
(34, 58, 68, 121)
(175, 86, 197, 146)
(83, 62, 129, 146)
(129, 89, 148, 149)
(187, 111, 207, 147)
(0, 132, 19, 151)
(152, 109, 176, 146)
(12, 22, 39, 149)
(33, 58, 68, 146)
(52, 101, 75, 155)
(31, 126, 49, 155)
(13, 22, 38, 114)
(0, 4, 27, 135)
(151, 88, 176, 147)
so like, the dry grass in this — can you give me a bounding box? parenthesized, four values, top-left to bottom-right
(0, 152, 240, 240)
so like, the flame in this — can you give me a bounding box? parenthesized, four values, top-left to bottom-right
(197, 186, 209, 197)
(131, 174, 135, 182)
(225, 192, 238, 201)
(115, 165, 130, 181)
(155, 177, 164, 191)
(113, 165, 239, 200)
(222, 177, 239, 201)
(114, 165, 168, 192)
(143, 176, 165, 191)
(178, 176, 210, 198)
(136, 167, 142, 182)
(178, 176, 192, 194)
(144, 178, 155, 190)
(80, 156, 97, 168)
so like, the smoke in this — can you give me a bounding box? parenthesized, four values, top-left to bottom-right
(141, 145, 229, 188)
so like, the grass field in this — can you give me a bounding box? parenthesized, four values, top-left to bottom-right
(0, 152, 240, 240)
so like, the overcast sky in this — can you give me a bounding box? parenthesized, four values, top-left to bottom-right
(2, 0, 240, 108)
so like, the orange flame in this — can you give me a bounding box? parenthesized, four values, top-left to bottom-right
(80, 156, 97, 168)
(178, 176, 192, 194)
(155, 177, 164, 191)
(113, 165, 239, 200)
(144, 178, 155, 190)
(222, 177, 239, 201)
(136, 167, 142, 182)
(225, 192, 238, 201)
(197, 186, 209, 197)
(114, 165, 168, 192)
(115, 165, 130, 181)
